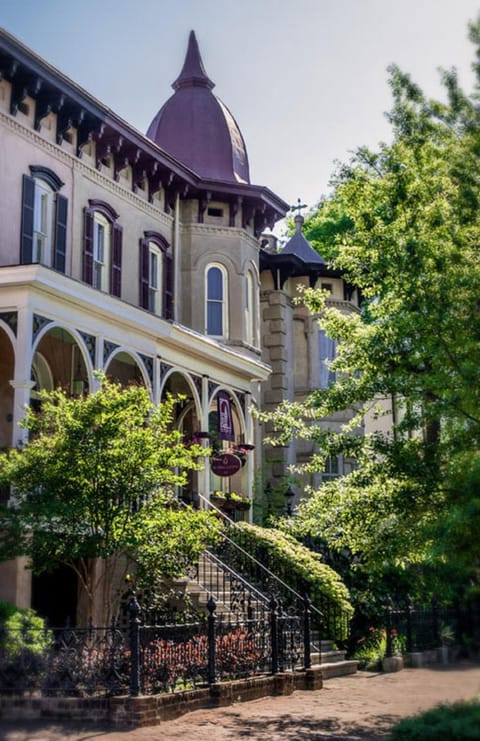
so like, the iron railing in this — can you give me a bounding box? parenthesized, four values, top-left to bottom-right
(197, 493, 349, 642)
(0, 595, 312, 697)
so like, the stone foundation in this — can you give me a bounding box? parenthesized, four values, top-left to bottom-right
(0, 668, 324, 728)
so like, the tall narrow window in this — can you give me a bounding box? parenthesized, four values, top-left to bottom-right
(93, 213, 109, 291)
(206, 264, 227, 337)
(139, 232, 172, 318)
(20, 166, 68, 271)
(83, 200, 122, 297)
(319, 328, 337, 388)
(245, 271, 256, 346)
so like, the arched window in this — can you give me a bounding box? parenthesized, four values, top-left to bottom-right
(139, 232, 173, 318)
(206, 264, 228, 337)
(245, 270, 257, 346)
(83, 200, 122, 297)
(318, 328, 337, 388)
(20, 166, 68, 272)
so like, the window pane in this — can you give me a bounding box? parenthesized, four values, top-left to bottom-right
(207, 302, 223, 335)
(319, 329, 336, 388)
(208, 267, 223, 300)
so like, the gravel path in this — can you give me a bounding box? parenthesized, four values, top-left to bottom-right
(1, 663, 480, 740)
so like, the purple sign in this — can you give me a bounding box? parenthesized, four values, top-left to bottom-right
(210, 453, 241, 477)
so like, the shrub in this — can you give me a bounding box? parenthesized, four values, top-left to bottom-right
(0, 601, 51, 658)
(231, 523, 353, 639)
(388, 701, 480, 740)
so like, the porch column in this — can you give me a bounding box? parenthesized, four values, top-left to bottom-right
(199, 374, 211, 507)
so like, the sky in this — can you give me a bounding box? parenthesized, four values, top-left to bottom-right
(2, 0, 479, 217)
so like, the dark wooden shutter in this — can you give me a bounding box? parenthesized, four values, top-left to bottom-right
(163, 250, 174, 319)
(83, 208, 94, 284)
(54, 194, 68, 273)
(139, 239, 149, 309)
(20, 174, 35, 264)
(111, 222, 123, 297)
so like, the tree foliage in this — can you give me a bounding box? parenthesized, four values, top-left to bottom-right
(264, 19, 480, 601)
(0, 377, 220, 621)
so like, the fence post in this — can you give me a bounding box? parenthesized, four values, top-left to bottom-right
(207, 596, 217, 684)
(406, 596, 413, 653)
(385, 598, 393, 658)
(129, 593, 141, 698)
(303, 593, 312, 670)
(431, 596, 440, 646)
(270, 598, 279, 674)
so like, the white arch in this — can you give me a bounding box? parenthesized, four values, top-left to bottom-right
(104, 348, 152, 398)
(208, 384, 247, 441)
(159, 368, 202, 422)
(31, 322, 95, 393)
(0, 319, 17, 352)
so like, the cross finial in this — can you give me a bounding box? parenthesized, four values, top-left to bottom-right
(290, 197, 307, 216)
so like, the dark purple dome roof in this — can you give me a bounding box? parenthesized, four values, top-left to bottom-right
(146, 31, 250, 184)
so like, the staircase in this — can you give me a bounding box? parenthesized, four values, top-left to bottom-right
(182, 495, 357, 679)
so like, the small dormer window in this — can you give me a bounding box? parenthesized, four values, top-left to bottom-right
(207, 207, 223, 218)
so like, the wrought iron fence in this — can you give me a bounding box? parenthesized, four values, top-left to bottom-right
(0, 595, 312, 697)
(384, 598, 480, 656)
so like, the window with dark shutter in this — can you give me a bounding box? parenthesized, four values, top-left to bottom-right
(140, 231, 172, 318)
(54, 195, 68, 273)
(111, 223, 123, 297)
(20, 174, 35, 264)
(164, 252, 174, 320)
(21, 167, 67, 270)
(83, 208, 94, 285)
(139, 239, 150, 310)
(83, 200, 121, 296)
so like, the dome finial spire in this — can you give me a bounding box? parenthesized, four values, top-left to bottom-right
(173, 30, 215, 91)
(290, 198, 307, 232)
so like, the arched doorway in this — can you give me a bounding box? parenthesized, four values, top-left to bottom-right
(209, 389, 251, 520)
(161, 371, 202, 505)
(29, 327, 90, 625)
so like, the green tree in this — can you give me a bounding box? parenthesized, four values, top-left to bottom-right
(263, 19, 480, 602)
(0, 376, 220, 622)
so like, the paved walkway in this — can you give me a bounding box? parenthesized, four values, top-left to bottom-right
(1, 663, 480, 740)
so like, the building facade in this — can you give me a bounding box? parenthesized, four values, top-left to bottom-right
(0, 28, 360, 617)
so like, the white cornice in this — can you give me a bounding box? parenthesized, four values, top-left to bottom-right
(0, 265, 271, 383)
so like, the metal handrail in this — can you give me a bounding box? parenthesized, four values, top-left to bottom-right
(197, 549, 271, 612)
(197, 493, 325, 624)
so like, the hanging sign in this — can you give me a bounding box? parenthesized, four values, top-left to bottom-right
(211, 453, 241, 477)
(217, 391, 234, 441)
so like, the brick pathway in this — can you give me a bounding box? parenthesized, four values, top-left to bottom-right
(1, 663, 480, 740)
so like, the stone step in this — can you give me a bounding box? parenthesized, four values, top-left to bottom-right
(311, 649, 347, 665)
(318, 659, 358, 679)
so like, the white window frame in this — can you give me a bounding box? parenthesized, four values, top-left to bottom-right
(206, 264, 228, 338)
(148, 242, 163, 315)
(33, 179, 53, 266)
(93, 212, 111, 292)
(245, 271, 255, 346)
